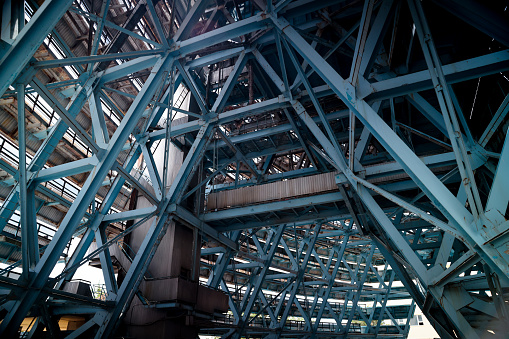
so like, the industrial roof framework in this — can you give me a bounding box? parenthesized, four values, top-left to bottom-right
(0, 0, 508, 338)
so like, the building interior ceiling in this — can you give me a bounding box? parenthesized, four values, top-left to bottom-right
(0, 0, 509, 338)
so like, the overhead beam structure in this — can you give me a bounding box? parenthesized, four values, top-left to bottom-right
(0, 0, 508, 338)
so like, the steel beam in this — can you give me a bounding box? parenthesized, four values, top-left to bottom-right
(0, 0, 74, 98)
(0, 55, 175, 336)
(273, 15, 509, 279)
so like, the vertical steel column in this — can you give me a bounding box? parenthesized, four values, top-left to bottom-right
(407, 0, 483, 218)
(17, 82, 39, 280)
(17, 83, 34, 279)
(95, 226, 118, 297)
(348, 0, 374, 85)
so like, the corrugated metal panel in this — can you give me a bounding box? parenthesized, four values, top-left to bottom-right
(206, 163, 456, 211)
(207, 171, 339, 210)
(38, 205, 65, 224)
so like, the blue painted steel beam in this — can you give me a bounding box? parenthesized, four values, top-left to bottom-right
(273, 15, 509, 279)
(32, 49, 165, 69)
(53, 144, 145, 290)
(176, 61, 209, 114)
(30, 77, 101, 154)
(102, 206, 157, 224)
(145, 0, 167, 47)
(343, 246, 375, 334)
(68, 6, 162, 48)
(89, 91, 110, 148)
(140, 144, 163, 200)
(0, 55, 175, 336)
(173, 205, 238, 250)
(176, 13, 270, 57)
(203, 192, 344, 222)
(357, 0, 396, 79)
(348, 0, 374, 85)
(114, 164, 159, 206)
(54, 227, 97, 290)
(1, 0, 24, 43)
(172, 0, 210, 42)
(408, 0, 483, 220)
(277, 223, 321, 328)
(149, 96, 289, 141)
(479, 93, 509, 148)
(95, 123, 213, 337)
(2, 2, 506, 337)
(485, 129, 509, 225)
(207, 231, 241, 288)
(17, 82, 38, 279)
(0, 74, 99, 233)
(33, 157, 99, 184)
(95, 226, 118, 296)
(0, 0, 74, 98)
(406, 93, 449, 137)
(211, 51, 248, 113)
(255, 23, 458, 336)
(233, 227, 286, 338)
(187, 47, 245, 69)
(282, 39, 344, 157)
(364, 50, 509, 101)
(100, 56, 160, 84)
(0, 278, 114, 311)
(312, 232, 351, 333)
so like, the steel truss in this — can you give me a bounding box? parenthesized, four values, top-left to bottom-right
(0, 0, 508, 338)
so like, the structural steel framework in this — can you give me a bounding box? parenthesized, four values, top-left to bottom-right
(0, 0, 508, 338)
